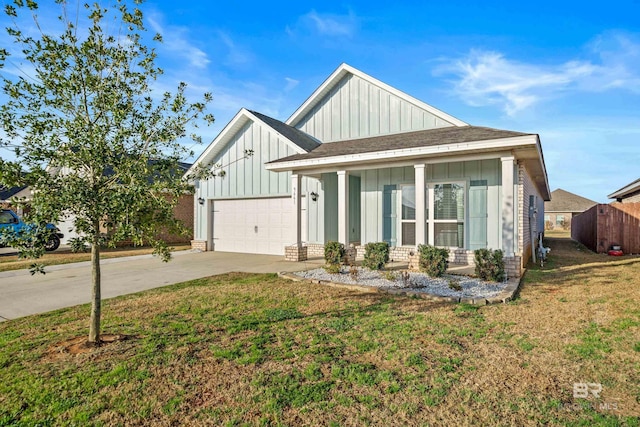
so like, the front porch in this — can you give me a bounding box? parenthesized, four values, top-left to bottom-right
(283, 155, 520, 276)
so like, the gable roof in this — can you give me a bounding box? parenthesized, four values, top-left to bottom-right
(186, 108, 320, 177)
(248, 110, 320, 152)
(0, 185, 28, 201)
(286, 63, 468, 128)
(608, 177, 640, 200)
(269, 126, 532, 163)
(545, 189, 597, 212)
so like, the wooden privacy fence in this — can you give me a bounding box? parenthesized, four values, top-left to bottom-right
(571, 202, 640, 254)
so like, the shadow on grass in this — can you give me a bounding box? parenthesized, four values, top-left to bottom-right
(522, 236, 640, 289)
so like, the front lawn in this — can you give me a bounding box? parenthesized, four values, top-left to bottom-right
(1, 238, 639, 425)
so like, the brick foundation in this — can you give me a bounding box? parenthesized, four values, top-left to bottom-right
(306, 243, 325, 258)
(504, 256, 523, 279)
(190, 240, 207, 251)
(285, 244, 308, 261)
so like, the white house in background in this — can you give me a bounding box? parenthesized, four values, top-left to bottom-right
(187, 64, 550, 277)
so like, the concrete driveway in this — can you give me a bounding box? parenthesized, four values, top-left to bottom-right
(0, 250, 324, 322)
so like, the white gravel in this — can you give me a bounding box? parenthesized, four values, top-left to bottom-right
(293, 267, 507, 298)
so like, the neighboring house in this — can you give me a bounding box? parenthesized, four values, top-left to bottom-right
(544, 189, 597, 230)
(51, 161, 194, 245)
(608, 178, 640, 203)
(187, 64, 550, 277)
(0, 185, 31, 216)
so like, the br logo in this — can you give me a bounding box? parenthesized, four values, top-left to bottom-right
(573, 382, 602, 399)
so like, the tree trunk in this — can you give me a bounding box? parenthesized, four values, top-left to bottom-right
(88, 230, 101, 344)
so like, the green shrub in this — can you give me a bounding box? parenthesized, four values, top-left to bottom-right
(362, 242, 389, 270)
(417, 244, 449, 277)
(474, 248, 505, 282)
(324, 263, 341, 274)
(324, 241, 345, 265)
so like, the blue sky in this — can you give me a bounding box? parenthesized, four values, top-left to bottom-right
(4, 0, 640, 202)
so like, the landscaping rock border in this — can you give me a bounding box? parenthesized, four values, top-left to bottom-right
(277, 271, 522, 305)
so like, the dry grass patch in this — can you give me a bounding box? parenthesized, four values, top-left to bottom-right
(1, 239, 639, 426)
(0, 244, 190, 272)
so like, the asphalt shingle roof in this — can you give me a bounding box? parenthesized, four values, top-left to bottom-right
(545, 189, 597, 212)
(249, 110, 321, 153)
(0, 185, 27, 201)
(268, 126, 533, 163)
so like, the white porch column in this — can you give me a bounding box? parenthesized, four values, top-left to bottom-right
(414, 164, 426, 246)
(501, 156, 516, 256)
(337, 170, 349, 245)
(292, 173, 302, 247)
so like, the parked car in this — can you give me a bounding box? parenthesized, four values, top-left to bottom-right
(0, 209, 64, 251)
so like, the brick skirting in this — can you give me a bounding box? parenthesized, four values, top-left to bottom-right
(190, 240, 207, 251)
(285, 245, 308, 261)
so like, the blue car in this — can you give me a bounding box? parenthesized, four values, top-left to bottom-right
(0, 209, 64, 251)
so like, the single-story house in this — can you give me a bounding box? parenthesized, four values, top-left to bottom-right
(544, 188, 597, 230)
(608, 178, 640, 203)
(187, 64, 550, 277)
(0, 185, 31, 216)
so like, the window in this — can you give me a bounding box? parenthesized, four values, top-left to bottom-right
(400, 185, 415, 246)
(0, 211, 15, 224)
(433, 183, 464, 247)
(544, 215, 550, 222)
(556, 215, 565, 226)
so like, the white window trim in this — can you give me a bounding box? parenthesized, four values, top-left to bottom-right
(398, 184, 416, 247)
(428, 180, 467, 249)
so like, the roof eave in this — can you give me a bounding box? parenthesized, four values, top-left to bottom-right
(608, 180, 640, 199)
(266, 134, 539, 171)
(184, 109, 309, 179)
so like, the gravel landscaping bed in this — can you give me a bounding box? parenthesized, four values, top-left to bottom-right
(293, 267, 508, 299)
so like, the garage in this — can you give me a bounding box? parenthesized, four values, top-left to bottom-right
(212, 197, 297, 255)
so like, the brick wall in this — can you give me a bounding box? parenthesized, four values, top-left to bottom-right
(190, 240, 207, 251)
(518, 162, 542, 268)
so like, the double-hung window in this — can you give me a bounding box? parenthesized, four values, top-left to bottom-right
(433, 183, 465, 248)
(400, 185, 416, 246)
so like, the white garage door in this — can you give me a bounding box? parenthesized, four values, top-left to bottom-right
(213, 197, 296, 255)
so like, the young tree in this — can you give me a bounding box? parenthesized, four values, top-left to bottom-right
(0, 0, 214, 344)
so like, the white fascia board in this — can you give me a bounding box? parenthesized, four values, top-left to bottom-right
(535, 135, 551, 200)
(185, 108, 250, 177)
(286, 63, 469, 128)
(266, 135, 538, 172)
(185, 108, 307, 179)
(287, 151, 514, 176)
(243, 110, 308, 155)
(608, 180, 640, 199)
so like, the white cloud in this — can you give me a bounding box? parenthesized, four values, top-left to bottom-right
(290, 9, 359, 38)
(284, 77, 299, 92)
(216, 31, 253, 67)
(436, 32, 640, 116)
(146, 14, 210, 69)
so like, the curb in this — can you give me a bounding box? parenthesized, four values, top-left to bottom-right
(277, 271, 523, 305)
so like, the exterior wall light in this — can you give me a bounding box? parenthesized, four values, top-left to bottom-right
(198, 197, 205, 205)
(310, 192, 319, 202)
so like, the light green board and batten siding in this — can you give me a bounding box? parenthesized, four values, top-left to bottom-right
(294, 73, 454, 142)
(193, 118, 324, 243)
(359, 160, 502, 251)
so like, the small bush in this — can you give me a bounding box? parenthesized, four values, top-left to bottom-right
(324, 263, 341, 274)
(474, 248, 505, 282)
(349, 265, 359, 281)
(383, 271, 397, 281)
(417, 244, 449, 277)
(324, 241, 344, 266)
(448, 279, 462, 291)
(362, 242, 389, 270)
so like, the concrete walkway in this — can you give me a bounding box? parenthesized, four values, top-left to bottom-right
(0, 250, 325, 322)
